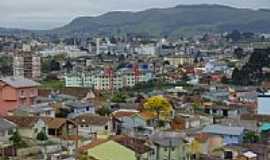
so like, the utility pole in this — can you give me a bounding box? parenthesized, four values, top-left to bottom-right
(168, 139, 172, 160)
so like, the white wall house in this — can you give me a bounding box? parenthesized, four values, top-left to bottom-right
(257, 93, 270, 115)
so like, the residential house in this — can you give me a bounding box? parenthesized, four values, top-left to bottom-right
(171, 114, 201, 130)
(81, 137, 152, 160)
(202, 124, 245, 146)
(257, 92, 270, 115)
(64, 101, 95, 118)
(112, 110, 155, 137)
(0, 118, 16, 144)
(0, 77, 40, 115)
(4, 116, 48, 138)
(150, 131, 188, 160)
(203, 103, 247, 120)
(166, 87, 188, 97)
(189, 133, 210, 159)
(73, 114, 112, 138)
(220, 116, 258, 132)
(223, 143, 270, 160)
(4, 116, 77, 138)
(112, 109, 138, 134)
(9, 102, 55, 117)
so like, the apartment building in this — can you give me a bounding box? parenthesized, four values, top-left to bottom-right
(164, 55, 194, 67)
(64, 70, 153, 90)
(13, 52, 41, 80)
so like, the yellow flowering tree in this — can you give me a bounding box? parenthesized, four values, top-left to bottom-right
(143, 96, 173, 123)
(191, 139, 201, 156)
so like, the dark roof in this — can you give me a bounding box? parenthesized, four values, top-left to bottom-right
(113, 136, 152, 154)
(73, 114, 110, 126)
(4, 116, 74, 129)
(4, 116, 46, 128)
(150, 131, 185, 147)
(241, 113, 270, 122)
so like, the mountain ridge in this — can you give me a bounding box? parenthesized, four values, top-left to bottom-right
(1, 4, 270, 37)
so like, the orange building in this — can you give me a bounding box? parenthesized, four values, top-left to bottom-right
(0, 77, 40, 115)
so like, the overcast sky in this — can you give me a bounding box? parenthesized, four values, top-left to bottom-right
(1, 0, 270, 30)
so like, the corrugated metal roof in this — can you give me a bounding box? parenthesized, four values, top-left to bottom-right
(203, 124, 244, 136)
(0, 77, 40, 88)
(0, 118, 16, 131)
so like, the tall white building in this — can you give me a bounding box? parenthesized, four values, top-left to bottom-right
(135, 44, 156, 55)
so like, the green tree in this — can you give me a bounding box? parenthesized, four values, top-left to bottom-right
(243, 131, 259, 143)
(111, 93, 127, 103)
(36, 130, 48, 141)
(36, 130, 48, 160)
(96, 106, 112, 116)
(9, 130, 26, 148)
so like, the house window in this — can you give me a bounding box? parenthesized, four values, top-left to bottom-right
(20, 90, 25, 96)
(45, 111, 51, 115)
(164, 147, 168, 152)
(31, 89, 36, 95)
(86, 107, 89, 111)
(171, 147, 175, 152)
(105, 125, 108, 130)
(8, 129, 13, 135)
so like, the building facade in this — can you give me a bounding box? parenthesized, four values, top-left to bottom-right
(64, 71, 153, 90)
(13, 52, 41, 80)
(0, 77, 40, 115)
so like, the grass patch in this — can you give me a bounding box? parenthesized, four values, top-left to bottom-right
(39, 80, 65, 90)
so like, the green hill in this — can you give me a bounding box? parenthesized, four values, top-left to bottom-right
(51, 4, 270, 36)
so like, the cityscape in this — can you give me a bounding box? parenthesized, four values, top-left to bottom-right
(1, 1, 270, 160)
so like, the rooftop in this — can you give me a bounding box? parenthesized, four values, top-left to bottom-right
(202, 124, 244, 136)
(0, 118, 16, 132)
(0, 76, 40, 88)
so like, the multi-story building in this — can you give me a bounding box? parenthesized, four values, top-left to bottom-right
(13, 52, 41, 80)
(164, 55, 194, 67)
(64, 69, 153, 90)
(135, 44, 156, 55)
(0, 77, 40, 115)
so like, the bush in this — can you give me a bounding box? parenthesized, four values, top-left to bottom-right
(9, 130, 28, 148)
(96, 106, 112, 116)
(36, 130, 48, 142)
(243, 131, 260, 143)
(111, 93, 127, 103)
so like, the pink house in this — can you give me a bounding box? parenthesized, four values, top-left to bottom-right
(0, 77, 40, 115)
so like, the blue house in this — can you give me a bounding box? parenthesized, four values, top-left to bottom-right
(65, 101, 95, 118)
(202, 124, 245, 145)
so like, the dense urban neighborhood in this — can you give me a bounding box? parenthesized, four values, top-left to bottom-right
(1, 2, 270, 160)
